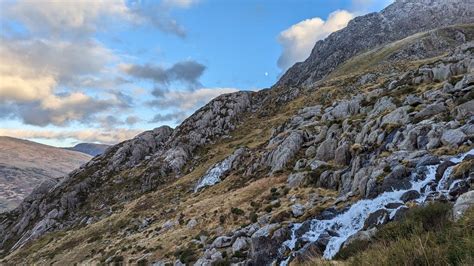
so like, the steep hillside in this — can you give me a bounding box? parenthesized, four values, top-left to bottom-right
(1, 1, 473, 265)
(277, 0, 474, 88)
(65, 143, 110, 157)
(0, 137, 92, 213)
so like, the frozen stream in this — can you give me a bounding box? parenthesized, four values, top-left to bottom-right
(281, 149, 474, 263)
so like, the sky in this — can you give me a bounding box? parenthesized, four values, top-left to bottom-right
(0, 0, 393, 147)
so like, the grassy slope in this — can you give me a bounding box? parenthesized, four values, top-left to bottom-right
(293, 204, 474, 266)
(335, 203, 474, 266)
(328, 24, 474, 79)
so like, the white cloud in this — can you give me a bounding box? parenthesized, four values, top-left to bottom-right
(147, 87, 240, 125)
(0, 37, 126, 126)
(0, 38, 116, 102)
(6, 0, 131, 37)
(150, 87, 239, 111)
(162, 0, 199, 8)
(0, 0, 202, 145)
(0, 128, 143, 145)
(3, 0, 197, 39)
(277, 10, 354, 71)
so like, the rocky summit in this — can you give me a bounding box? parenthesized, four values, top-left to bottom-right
(1, 0, 474, 265)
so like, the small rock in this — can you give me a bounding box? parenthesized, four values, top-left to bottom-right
(211, 236, 233, 248)
(455, 100, 474, 120)
(404, 95, 423, 106)
(416, 155, 440, 167)
(309, 160, 328, 171)
(342, 228, 377, 249)
(317, 208, 337, 220)
(291, 204, 305, 218)
(270, 199, 280, 206)
(414, 103, 447, 120)
(453, 191, 474, 221)
(315, 138, 338, 162)
(392, 206, 409, 221)
(252, 223, 279, 238)
(448, 180, 469, 199)
(382, 106, 410, 126)
(293, 159, 307, 171)
(441, 129, 467, 146)
(385, 202, 404, 209)
(187, 218, 198, 229)
(400, 190, 420, 202)
(334, 143, 351, 165)
(232, 237, 249, 253)
(305, 146, 317, 158)
(436, 161, 456, 181)
(161, 220, 176, 232)
(287, 172, 307, 188)
(363, 209, 389, 229)
(174, 260, 185, 266)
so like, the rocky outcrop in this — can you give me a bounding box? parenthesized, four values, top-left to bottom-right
(264, 131, 304, 173)
(108, 126, 173, 172)
(161, 91, 253, 174)
(0, 92, 255, 256)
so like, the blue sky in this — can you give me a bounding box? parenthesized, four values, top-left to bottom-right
(0, 0, 392, 147)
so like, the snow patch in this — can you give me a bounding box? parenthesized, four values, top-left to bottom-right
(194, 148, 245, 192)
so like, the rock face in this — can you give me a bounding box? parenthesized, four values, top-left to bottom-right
(108, 126, 173, 172)
(264, 131, 304, 173)
(277, 0, 474, 88)
(161, 91, 253, 174)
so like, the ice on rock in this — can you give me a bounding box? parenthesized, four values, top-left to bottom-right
(194, 148, 245, 192)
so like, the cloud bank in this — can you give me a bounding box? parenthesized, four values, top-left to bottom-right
(0, 128, 143, 145)
(0, 0, 203, 133)
(277, 10, 354, 71)
(121, 60, 206, 88)
(149, 87, 239, 111)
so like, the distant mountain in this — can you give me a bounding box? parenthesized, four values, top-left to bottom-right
(65, 143, 110, 156)
(0, 136, 91, 212)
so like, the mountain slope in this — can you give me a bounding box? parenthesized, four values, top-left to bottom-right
(64, 143, 110, 156)
(1, 1, 474, 265)
(276, 0, 474, 88)
(0, 137, 92, 212)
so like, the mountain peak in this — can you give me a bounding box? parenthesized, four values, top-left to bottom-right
(65, 143, 110, 157)
(276, 0, 474, 88)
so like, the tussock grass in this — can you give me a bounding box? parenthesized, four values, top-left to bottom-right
(334, 203, 474, 266)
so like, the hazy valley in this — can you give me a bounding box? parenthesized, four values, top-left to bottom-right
(0, 137, 92, 213)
